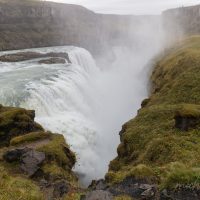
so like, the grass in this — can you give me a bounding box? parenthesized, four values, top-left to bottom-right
(37, 134, 76, 169)
(63, 192, 84, 200)
(106, 164, 155, 184)
(0, 105, 43, 146)
(10, 131, 51, 146)
(42, 161, 77, 186)
(107, 36, 200, 189)
(0, 166, 44, 200)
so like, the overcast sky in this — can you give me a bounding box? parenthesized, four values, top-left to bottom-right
(52, 0, 200, 15)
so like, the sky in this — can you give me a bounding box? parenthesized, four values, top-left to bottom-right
(51, 0, 200, 15)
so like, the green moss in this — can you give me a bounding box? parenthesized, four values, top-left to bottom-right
(0, 105, 43, 146)
(0, 166, 44, 200)
(160, 162, 200, 189)
(10, 131, 51, 146)
(106, 164, 155, 184)
(37, 134, 76, 169)
(150, 36, 200, 105)
(108, 36, 200, 189)
(42, 161, 77, 185)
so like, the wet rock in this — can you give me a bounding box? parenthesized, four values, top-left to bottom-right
(89, 179, 108, 190)
(53, 180, 69, 198)
(0, 51, 71, 63)
(108, 177, 157, 199)
(38, 57, 66, 64)
(20, 149, 45, 177)
(83, 190, 113, 200)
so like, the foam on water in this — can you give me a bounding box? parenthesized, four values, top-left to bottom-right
(0, 40, 162, 185)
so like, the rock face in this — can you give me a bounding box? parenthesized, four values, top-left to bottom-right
(0, 0, 159, 55)
(21, 148, 45, 177)
(4, 147, 45, 177)
(162, 5, 200, 40)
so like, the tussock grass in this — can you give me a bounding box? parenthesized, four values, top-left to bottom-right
(10, 131, 51, 146)
(0, 166, 44, 200)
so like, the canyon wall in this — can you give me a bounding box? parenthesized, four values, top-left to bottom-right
(0, 0, 158, 55)
(162, 4, 200, 39)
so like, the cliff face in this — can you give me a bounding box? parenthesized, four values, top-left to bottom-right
(0, 0, 100, 53)
(0, 0, 159, 56)
(162, 5, 200, 39)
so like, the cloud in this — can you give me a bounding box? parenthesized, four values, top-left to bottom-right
(52, 0, 200, 14)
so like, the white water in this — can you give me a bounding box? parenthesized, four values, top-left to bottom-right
(0, 22, 164, 185)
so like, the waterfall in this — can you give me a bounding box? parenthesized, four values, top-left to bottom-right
(0, 35, 162, 185)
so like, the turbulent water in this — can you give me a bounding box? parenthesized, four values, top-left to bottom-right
(0, 31, 163, 185)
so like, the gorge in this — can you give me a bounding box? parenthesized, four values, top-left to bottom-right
(0, 1, 200, 200)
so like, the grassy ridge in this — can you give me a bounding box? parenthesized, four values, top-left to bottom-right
(107, 36, 200, 189)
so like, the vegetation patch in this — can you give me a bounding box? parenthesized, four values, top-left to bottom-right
(10, 131, 51, 146)
(108, 36, 200, 189)
(0, 166, 44, 200)
(37, 134, 76, 169)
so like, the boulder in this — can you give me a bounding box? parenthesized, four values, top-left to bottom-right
(20, 149, 45, 177)
(0, 106, 43, 146)
(3, 147, 45, 177)
(53, 181, 69, 198)
(82, 190, 113, 200)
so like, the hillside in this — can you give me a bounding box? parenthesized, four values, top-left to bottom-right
(104, 36, 200, 199)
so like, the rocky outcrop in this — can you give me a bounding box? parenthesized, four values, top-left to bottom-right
(0, 51, 71, 63)
(0, 104, 78, 199)
(0, 105, 43, 146)
(39, 57, 66, 64)
(4, 147, 46, 177)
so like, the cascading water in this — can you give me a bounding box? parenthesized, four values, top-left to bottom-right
(0, 19, 164, 185)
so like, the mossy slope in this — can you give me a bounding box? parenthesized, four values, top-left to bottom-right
(0, 105, 78, 199)
(107, 36, 200, 189)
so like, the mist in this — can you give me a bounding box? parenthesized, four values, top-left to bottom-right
(0, 0, 182, 186)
